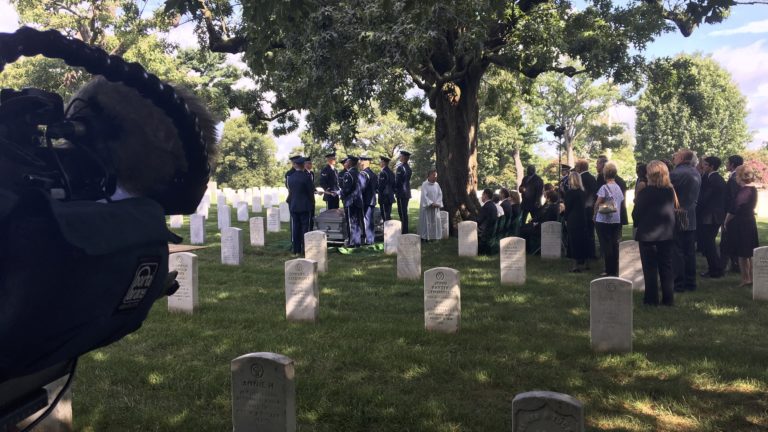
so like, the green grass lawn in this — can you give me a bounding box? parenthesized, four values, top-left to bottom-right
(72, 203, 768, 431)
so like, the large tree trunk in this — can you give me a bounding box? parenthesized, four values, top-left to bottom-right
(433, 65, 485, 235)
(565, 135, 575, 167)
(514, 147, 523, 189)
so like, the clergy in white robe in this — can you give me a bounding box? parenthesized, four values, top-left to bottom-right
(418, 170, 444, 240)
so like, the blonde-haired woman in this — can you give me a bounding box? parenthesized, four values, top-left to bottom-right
(564, 171, 589, 272)
(633, 161, 676, 306)
(724, 165, 759, 287)
(594, 161, 624, 276)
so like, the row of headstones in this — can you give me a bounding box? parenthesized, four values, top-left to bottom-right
(232, 352, 585, 431)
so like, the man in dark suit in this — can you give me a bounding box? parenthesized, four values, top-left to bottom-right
(395, 150, 413, 234)
(697, 156, 727, 278)
(377, 156, 396, 221)
(671, 149, 701, 292)
(577, 159, 598, 260)
(341, 156, 364, 247)
(720, 154, 744, 273)
(518, 165, 544, 224)
(287, 157, 315, 254)
(476, 188, 499, 255)
(319, 152, 340, 209)
(359, 156, 378, 244)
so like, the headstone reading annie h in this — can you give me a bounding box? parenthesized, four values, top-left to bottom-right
(237, 201, 249, 222)
(218, 204, 232, 230)
(168, 252, 198, 313)
(190, 214, 206, 245)
(250, 217, 265, 247)
(458, 221, 478, 257)
(619, 240, 644, 291)
(440, 211, 449, 240)
(279, 202, 290, 223)
(512, 391, 585, 432)
(541, 221, 562, 259)
(231, 352, 296, 432)
(384, 220, 402, 255)
(590, 277, 633, 353)
(500, 237, 526, 285)
(221, 227, 244, 266)
(170, 214, 183, 228)
(397, 234, 421, 280)
(267, 207, 281, 233)
(304, 231, 328, 273)
(753, 246, 768, 301)
(284, 259, 319, 322)
(424, 267, 461, 333)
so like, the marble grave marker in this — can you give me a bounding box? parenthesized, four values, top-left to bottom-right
(590, 277, 633, 353)
(168, 252, 198, 313)
(284, 259, 319, 322)
(221, 227, 243, 266)
(500, 237, 526, 285)
(231, 352, 296, 432)
(458, 221, 478, 257)
(423, 267, 461, 333)
(397, 234, 421, 280)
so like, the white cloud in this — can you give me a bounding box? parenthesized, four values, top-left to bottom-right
(162, 21, 199, 49)
(712, 40, 768, 93)
(0, 0, 19, 33)
(710, 19, 768, 36)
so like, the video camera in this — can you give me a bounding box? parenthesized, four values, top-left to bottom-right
(0, 27, 213, 430)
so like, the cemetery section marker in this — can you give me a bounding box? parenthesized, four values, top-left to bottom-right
(284, 259, 319, 322)
(168, 252, 198, 314)
(424, 267, 461, 333)
(397, 234, 421, 280)
(590, 277, 633, 353)
(512, 391, 585, 432)
(231, 352, 296, 432)
(500, 237, 526, 285)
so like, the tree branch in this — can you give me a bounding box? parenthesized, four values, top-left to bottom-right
(196, 0, 247, 53)
(406, 68, 433, 92)
(255, 108, 294, 122)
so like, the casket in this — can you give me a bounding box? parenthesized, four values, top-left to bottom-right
(314, 208, 384, 244)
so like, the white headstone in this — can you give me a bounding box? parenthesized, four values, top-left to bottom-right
(207, 181, 217, 201)
(170, 215, 183, 228)
(272, 191, 280, 205)
(190, 214, 206, 245)
(424, 267, 461, 333)
(279, 202, 290, 223)
(250, 217, 265, 247)
(304, 231, 328, 273)
(590, 277, 633, 353)
(237, 201, 249, 222)
(541, 221, 562, 259)
(500, 237, 526, 285)
(753, 246, 768, 301)
(458, 221, 478, 257)
(252, 194, 263, 213)
(217, 194, 227, 208)
(512, 391, 585, 432)
(231, 352, 296, 432)
(218, 204, 232, 230)
(263, 193, 273, 208)
(619, 240, 645, 291)
(440, 211, 449, 240)
(221, 227, 243, 266)
(384, 220, 402, 255)
(267, 207, 281, 232)
(397, 234, 421, 280)
(284, 259, 319, 322)
(168, 252, 198, 314)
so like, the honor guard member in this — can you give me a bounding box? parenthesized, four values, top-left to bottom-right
(395, 150, 413, 233)
(287, 157, 315, 254)
(285, 154, 302, 187)
(377, 156, 396, 221)
(319, 152, 340, 209)
(305, 158, 317, 230)
(359, 156, 378, 244)
(341, 156, 364, 247)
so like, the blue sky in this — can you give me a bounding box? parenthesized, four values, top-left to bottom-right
(2, 1, 768, 156)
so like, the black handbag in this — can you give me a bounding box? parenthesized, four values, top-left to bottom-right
(673, 189, 689, 231)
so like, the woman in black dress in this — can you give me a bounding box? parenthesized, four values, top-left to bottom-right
(633, 161, 676, 306)
(564, 172, 588, 272)
(724, 165, 759, 287)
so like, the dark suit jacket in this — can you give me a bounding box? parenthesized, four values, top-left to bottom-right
(519, 174, 544, 211)
(632, 186, 675, 242)
(725, 171, 740, 213)
(287, 170, 315, 213)
(580, 171, 598, 207)
(377, 166, 396, 204)
(670, 164, 701, 231)
(363, 167, 377, 206)
(476, 200, 498, 240)
(698, 171, 726, 225)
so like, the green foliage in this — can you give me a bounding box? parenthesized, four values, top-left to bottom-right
(215, 116, 282, 188)
(635, 54, 751, 163)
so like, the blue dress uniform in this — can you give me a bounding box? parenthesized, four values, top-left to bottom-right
(287, 158, 315, 254)
(361, 157, 378, 244)
(306, 165, 316, 230)
(319, 153, 340, 209)
(341, 157, 364, 247)
(377, 156, 395, 221)
(395, 151, 413, 234)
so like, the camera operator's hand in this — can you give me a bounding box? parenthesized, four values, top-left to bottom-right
(165, 270, 180, 297)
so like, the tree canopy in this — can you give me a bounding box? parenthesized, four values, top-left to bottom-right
(635, 54, 750, 163)
(215, 116, 282, 188)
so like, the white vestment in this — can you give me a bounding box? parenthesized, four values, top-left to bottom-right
(418, 180, 444, 240)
